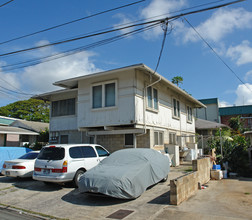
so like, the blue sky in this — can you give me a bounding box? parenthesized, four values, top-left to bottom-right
(0, 0, 252, 107)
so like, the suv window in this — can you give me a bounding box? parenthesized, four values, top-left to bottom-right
(95, 146, 109, 157)
(81, 146, 97, 158)
(37, 148, 65, 160)
(69, 146, 97, 158)
(69, 147, 82, 159)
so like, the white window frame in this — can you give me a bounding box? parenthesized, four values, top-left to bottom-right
(187, 105, 193, 123)
(146, 86, 159, 111)
(169, 132, 177, 145)
(91, 80, 117, 109)
(154, 131, 164, 146)
(172, 98, 180, 119)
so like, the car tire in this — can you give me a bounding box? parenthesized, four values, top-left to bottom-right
(73, 169, 85, 188)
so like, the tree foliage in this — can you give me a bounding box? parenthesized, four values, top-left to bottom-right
(172, 76, 183, 87)
(228, 116, 246, 134)
(0, 99, 49, 123)
(206, 127, 250, 177)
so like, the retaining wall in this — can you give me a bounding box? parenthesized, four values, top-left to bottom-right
(170, 157, 210, 205)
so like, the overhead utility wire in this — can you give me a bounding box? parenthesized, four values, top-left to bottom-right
(0, 0, 145, 46)
(0, 0, 236, 69)
(183, 17, 252, 93)
(0, 0, 14, 8)
(153, 20, 169, 74)
(0, 22, 161, 97)
(0, 0, 224, 46)
(0, 0, 244, 58)
(1, 22, 162, 72)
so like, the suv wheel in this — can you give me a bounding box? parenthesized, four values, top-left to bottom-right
(73, 169, 85, 187)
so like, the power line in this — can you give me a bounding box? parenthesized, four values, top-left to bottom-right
(0, 0, 14, 8)
(183, 17, 252, 93)
(1, 22, 162, 72)
(0, 0, 145, 46)
(0, 0, 245, 58)
(153, 20, 170, 74)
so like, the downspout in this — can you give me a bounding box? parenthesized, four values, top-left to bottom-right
(137, 71, 162, 138)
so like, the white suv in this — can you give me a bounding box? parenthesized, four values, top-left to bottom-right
(33, 144, 109, 187)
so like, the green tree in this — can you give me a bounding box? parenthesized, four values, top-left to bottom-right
(228, 116, 246, 134)
(172, 76, 183, 87)
(0, 99, 49, 122)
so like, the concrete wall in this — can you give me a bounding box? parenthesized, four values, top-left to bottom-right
(170, 157, 210, 205)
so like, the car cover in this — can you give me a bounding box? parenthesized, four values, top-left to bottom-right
(79, 148, 170, 199)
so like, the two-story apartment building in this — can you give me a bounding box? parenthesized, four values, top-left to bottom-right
(34, 64, 205, 153)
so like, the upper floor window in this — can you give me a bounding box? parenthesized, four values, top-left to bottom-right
(173, 98, 180, 118)
(187, 106, 193, 122)
(147, 86, 158, 110)
(92, 81, 116, 109)
(51, 98, 75, 117)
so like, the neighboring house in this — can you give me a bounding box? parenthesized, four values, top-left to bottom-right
(219, 105, 252, 130)
(0, 116, 49, 147)
(34, 64, 205, 153)
(195, 118, 228, 136)
(196, 98, 220, 123)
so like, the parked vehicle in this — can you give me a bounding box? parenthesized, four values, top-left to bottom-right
(1, 151, 40, 178)
(78, 148, 170, 199)
(33, 144, 109, 187)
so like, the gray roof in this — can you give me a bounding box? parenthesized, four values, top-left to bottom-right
(195, 118, 228, 130)
(11, 120, 49, 133)
(0, 125, 39, 135)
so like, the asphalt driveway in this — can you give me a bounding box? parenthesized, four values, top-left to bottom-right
(0, 166, 251, 220)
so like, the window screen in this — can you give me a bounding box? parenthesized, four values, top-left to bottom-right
(52, 98, 75, 117)
(105, 83, 115, 107)
(92, 85, 102, 108)
(125, 134, 134, 146)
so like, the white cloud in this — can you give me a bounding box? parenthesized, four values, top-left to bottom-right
(219, 100, 231, 107)
(113, 13, 135, 36)
(181, 7, 252, 43)
(245, 70, 252, 82)
(140, 0, 187, 38)
(226, 40, 252, 66)
(0, 41, 101, 100)
(21, 51, 100, 94)
(235, 83, 252, 105)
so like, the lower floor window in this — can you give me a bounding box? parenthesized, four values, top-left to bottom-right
(154, 131, 164, 145)
(125, 134, 134, 146)
(169, 133, 176, 145)
(60, 135, 68, 144)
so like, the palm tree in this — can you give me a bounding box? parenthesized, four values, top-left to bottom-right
(172, 76, 183, 87)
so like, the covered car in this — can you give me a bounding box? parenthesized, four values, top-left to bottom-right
(78, 148, 170, 199)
